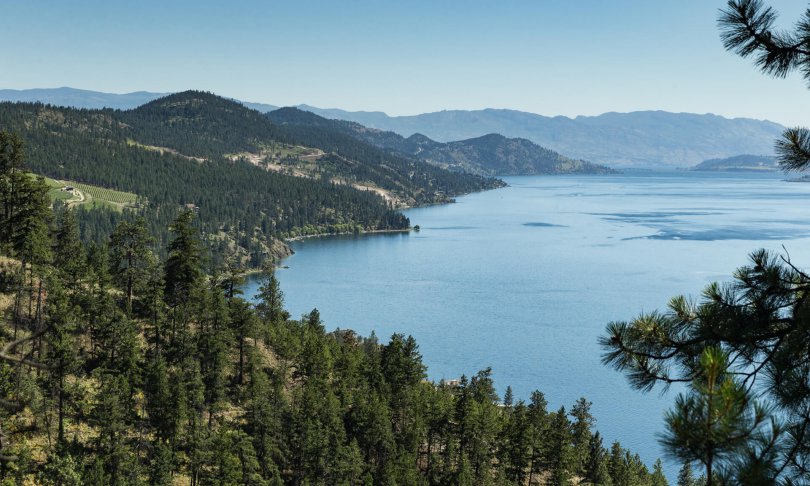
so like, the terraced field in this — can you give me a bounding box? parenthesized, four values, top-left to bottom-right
(72, 182, 138, 208)
(40, 175, 141, 212)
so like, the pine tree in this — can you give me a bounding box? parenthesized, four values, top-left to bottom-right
(660, 347, 769, 485)
(526, 390, 549, 485)
(609, 442, 629, 486)
(719, 0, 810, 172)
(53, 209, 85, 291)
(42, 279, 81, 446)
(109, 217, 155, 315)
(163, 210, 203, 308)
(198, 282, 230, 425)
(254, 270, 286, 343)
(244, 351, 285, 482)
(651, 459, 669, 486)
(677, 461, 696, 486)
(547, 406, 573, 486)
(601, 3, 810, 482)
(569, 397, 594, 477)
(584, 432, 613, 486)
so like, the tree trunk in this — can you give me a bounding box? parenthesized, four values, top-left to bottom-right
(58, 374, 65, 444)
(239, 337, 245, 385)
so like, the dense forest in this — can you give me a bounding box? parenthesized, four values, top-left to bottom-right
(0, 132, 669, 484)
(0, 91, 502, 268)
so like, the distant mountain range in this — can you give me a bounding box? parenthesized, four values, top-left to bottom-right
(0, 87, 167, 110)
(0, 87, 788, 169)
(266, 107, 614, 176)
(300, 107, 785, 169)
(690, 154, 780, 172)
(0, 87, 280, 113)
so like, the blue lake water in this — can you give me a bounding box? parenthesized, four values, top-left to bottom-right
(244, 171, 810, 477)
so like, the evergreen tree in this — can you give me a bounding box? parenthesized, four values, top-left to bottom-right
(677, 462, 696, 486)
(601, 3, 810, 482)
(254, 270, 286, 342)
(651, 459, 669, 486)
(244, 351, 284, 483)
(229, 298, 257, 385)
(163, 210, 203, 308)
(584, 432, 613, 486)
(547, 406, 573, 486)
(52, 209, 85, 290)
(526, 390, 549, 485)
(569, 397, 594, 476)
(42, 279, 81, 446)
(660, 347, 769, 485)
(109, 217, 154, 315)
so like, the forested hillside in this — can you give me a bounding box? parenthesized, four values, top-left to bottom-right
(0, 135, 667, 485)
(0, 92, 502, 267)
(690, 154, 779, 172)
(267, 108, 615, 176)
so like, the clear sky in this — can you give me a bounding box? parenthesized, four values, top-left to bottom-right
(2, 1, 809, 125)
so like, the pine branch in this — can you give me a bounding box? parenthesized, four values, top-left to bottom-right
(719, 0, 810, 79)
(776, 128, 810, 172)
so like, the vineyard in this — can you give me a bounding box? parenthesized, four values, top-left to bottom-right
(40, 175, 142, 212)
(71, 182, 139, 210)
(72, 182, 137, 204)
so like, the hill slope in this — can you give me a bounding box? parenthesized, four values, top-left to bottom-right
(690, 154, 780, 172)
(267, 108, 614, 176)
(0, 92, 500, 266)
(1, 88, 785, 169)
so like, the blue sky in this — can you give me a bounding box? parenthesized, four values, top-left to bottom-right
(2, 1, 809, 124)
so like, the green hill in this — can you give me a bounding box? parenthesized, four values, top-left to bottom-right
(4, 91, 494, 266)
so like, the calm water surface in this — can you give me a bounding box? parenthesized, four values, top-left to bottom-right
(244, 171, 810, 475)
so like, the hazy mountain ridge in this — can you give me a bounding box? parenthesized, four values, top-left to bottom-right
(0, 87, 785, 169)
(0, 87, 167, 110)
(302, 107, 785, 169)
(267, 107, 615, 176)
(690, 154, 780, 172)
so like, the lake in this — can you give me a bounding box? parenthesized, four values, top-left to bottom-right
(243, 170, 810, 476)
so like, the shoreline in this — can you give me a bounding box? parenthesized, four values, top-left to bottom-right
(285, 227, 412, 243)
(257, 182, 509, 273)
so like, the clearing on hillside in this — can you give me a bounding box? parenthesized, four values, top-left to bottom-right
(41, 175, 141, 212)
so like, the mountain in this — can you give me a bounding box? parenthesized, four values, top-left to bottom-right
(0, 87, 167, 109)
(418, 133, 616, 175)
(299, 107, 785, 169)
(267, 108, 614, 176)
(0, 91, 503, 266)
(0, 87, 278, 114)
(690, 154, 780, 172)
(1, 87, 785, 169)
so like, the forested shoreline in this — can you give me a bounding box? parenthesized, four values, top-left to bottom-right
(0, 132, 668, 484)
(0, 91, 503, 270)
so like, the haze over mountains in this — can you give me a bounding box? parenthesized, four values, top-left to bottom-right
(266, 107, 614, 176)
(0, 87, 786, 169)
(690, 154, 780, 172)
